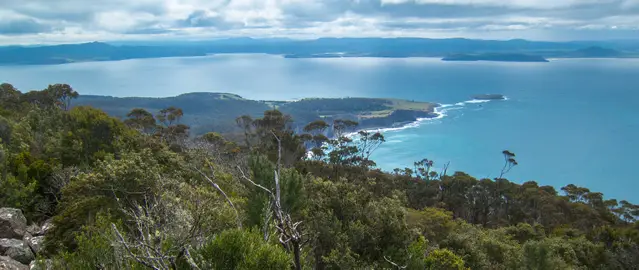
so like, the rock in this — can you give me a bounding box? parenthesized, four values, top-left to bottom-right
(0, 239, 34, 265)
(28, 260, 52, 270)
(39, 221, 53, 236)
(24, 225, 41, 237)
(472, 94, 505, 100)
(0, 209, 27, 239)
(25, 237, 43, 255)
(0, 239, 23, 254)
(0, 256, 28, 270)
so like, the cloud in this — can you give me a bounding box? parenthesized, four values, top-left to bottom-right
(379, 0, 613, 9)
(0, 0, 637, 44)
(0, 18, 56, 35)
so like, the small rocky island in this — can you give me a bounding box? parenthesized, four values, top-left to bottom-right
(443, 53, 549, 62)
(473, 94, 506, 100)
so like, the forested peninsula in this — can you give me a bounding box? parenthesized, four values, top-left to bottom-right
(1, 83, 638, 269)
(74, 93, 439, 136)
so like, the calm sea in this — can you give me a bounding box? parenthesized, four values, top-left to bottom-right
(2, 54, 638, 202)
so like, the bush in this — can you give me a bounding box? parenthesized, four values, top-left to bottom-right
(193, 229, 291, 269)
(424, 249, 468, 270)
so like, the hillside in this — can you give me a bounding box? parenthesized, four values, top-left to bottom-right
(76, 93, 271, 135)
(1, 82, 638, 269)
(0, 42, 207, 65)
(569, 46, 623, 57)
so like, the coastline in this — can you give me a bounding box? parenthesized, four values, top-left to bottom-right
(353, 97, 505, 135)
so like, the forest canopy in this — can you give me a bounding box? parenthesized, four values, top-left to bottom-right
(0, 83, 638, 269)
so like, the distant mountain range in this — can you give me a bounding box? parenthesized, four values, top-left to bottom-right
(1, 38, 638, 65)
(442, 53, 549, 62)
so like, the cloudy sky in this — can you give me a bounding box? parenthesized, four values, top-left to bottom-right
(1, 0, 638, 44)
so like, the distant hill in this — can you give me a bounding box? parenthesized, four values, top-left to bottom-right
(2, 38, 639, 65)
(0, 42, 207, 65)
(568, 46, 622, 58)
(442, 53, 549, 62)
(74, 93, 437, 136)
(76, 93, 271, 135)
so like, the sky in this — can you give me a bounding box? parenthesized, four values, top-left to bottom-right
(0, 0, 638, 45)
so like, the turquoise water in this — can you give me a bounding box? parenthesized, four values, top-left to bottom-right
(2, 55, 638, 201)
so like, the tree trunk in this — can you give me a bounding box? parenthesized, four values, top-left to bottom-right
(292, 241, 302, 270)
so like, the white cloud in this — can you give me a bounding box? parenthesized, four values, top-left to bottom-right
(0, 0, 637, 44)
(380, 0, 615, 9)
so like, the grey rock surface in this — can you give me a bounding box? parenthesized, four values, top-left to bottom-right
(0, 209, 27, 239)
(0, 256, 27, 270)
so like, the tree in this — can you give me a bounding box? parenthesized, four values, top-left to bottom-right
(156, 107, 183, 127)
(355, 130, 385, 163)
(238, 133, 306, 270)
(0, 83, 22, 112)
(235, 115, 254, 147)
(332, 119, 358, 138)
(303, 120, 330, 134)
(45, 84, 79, 111)
(498, 150, 518, 179)
(60, 106, 128, 166)
(125, 108, 157, 133)
(302, 120, 330, 160)
(238, 110, 305, 167)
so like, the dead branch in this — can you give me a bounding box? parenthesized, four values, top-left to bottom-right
(383, 256, 407, 270)
(112, 223, 163, 270)
(237, 166, 275, 197)
(183, 248, 201, 270)
(192, 165, 242, 228)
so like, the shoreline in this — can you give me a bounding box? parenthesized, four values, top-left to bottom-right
(351, 97, 503, 135)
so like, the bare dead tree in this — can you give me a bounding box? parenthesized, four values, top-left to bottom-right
(440, 161, 450, 180)
(109, 178, 204, 270)
(237, 131, 306, 270)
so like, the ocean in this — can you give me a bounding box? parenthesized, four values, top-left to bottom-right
(2, 54, 638, 201)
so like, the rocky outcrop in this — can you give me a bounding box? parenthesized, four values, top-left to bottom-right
(0, 209, 27, 239)
(0, 208, 50, 268)
(25, 226, 40, 237)
(0, 239, 33, 265)
(3, 246, 33, 265)
(0, 239, 23, 254)
(472, 94, 505, 100)
(23, 235, 43, 255)
(39, 220, 53, 236)
(0, 256, 28, 270)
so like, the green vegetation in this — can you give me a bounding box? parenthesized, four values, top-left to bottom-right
(1, 82, 638, 269)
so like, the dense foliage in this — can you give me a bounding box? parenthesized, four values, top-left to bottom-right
(1, 82, 638, 269)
